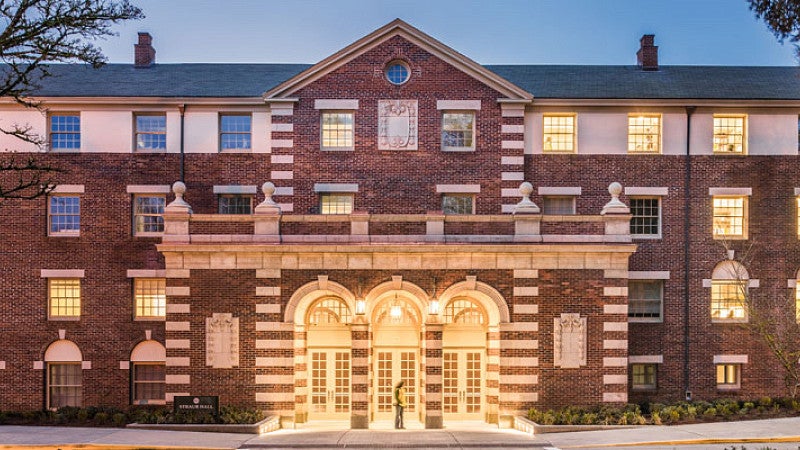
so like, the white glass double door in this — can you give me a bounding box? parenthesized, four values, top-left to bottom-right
(308, 349, 351, 420)
(373, 348, 418, 420)
(443, 349, 483, 420)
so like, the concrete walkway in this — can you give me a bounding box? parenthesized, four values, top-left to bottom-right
(0, 417, 799, 449)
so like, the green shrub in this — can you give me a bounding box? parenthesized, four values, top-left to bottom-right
(703, 407, 717, 417)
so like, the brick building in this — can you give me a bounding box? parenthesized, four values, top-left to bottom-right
(1, 20, 799, 428)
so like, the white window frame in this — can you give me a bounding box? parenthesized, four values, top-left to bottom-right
(132, 362, 166, 404)
(132, 194, 166, 236)
(442, 193, 475, 215)
(713, 114, 747, 154)
(48, 278, 81, 320)
(218, 113, 252, 151)
(134, 278, 166, 320)
(320, 111, 355, 151)
(47, 362, 82, 409)
(542, 114, 576, 153)
(628, 279, 663, 323)
(441, 111, 476, 152)
(542, 196, 576, 215)
(712, 195, 748, 239)
(48, 112, 81, 151)
(627, 114, 661, 154)
(320, 193, 354, 215)
(218, 194, 253, 214)
(48, 194, 81, 237)
(134, 113, 167, 151)
(715, 363, 741, 390)
(631, 363, 658, 390)
(629, 196, 662, 239)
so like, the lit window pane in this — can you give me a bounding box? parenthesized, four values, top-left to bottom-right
(322, 112, 354, 149)
(321, 194, 353, 214)
(543, 115, 575, 153)
(49, 279, 81, 318)
(631, 363, 657, 389)
(134, 195, 165, 234)
(711, 281, 746, 320)
(442, 113, 474, 149)
(628, 115, 660, 153)
(713, 116, 745, 153)
(135, 278, 166, 318)
(713, 196, 746, 238)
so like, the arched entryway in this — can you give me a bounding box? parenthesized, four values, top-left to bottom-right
(306, 297, 352, 420)
(442, 297, 487, 420)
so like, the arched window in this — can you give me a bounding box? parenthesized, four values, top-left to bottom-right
(374, 296, 419, 325)
(308, 297, 351, 325)
(443, 298, 486, 325)
(130, 340, 166, 404)
(710, 260, 749, 321)
(44, 340, 82, 409)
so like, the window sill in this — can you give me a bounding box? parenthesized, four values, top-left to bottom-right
(628, 318, 663, 323)
(542, 150, 577, 155)
(49, 148, 82, 153)
(632, 386, 657, 391)
(134, 232, 164, 238)
(716, 385, 740, 391)
(631, 234, 662, 240)
(219, 149, 252, 153)
(134, 317, 166, 322)
(712, 151, 747, 156)
(321, 147, 354, 152)
(627, 151, 661, 155)
(49, 232, 81, 238)
(134, 149, 168, 154)
(48, 316, 80, 321)
(441, 147, 475, 152)
(711, 318, 748, 324)
(713, 235, 748, 241)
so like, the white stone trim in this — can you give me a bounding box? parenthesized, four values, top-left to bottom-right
(703, 279, 759, 288)
(603, 357, 628, 367)
(501, 172, 525, 181)
(501, 104, 525, 117)
(603, 392, 628, 402)
(255, 392, 296, 403)
(165, 287, 190, 296)
(256, 340, 293, 349)
(256, 287, 281, 296)
(271, 171, 293, 180)
(165, 392, 190, 402)
(274, 187, 294, 196)
(271, 123, 293, 133)
(165, 321, 190, 331)
(749, 279, 760, 288)
(166, 357, 190, 366)
(539, 186, 581, 196)
(119, 361, 129, 370)
(33, 361, 44, 370)
(165, 269, 190, 278)
(629, 355, 664, 364)
(514, 270, 539, 278)
(255, 357, 293, 367)
(500, 357, 539, 367)
(501, 156, 524, 165)
(499, 392, 537, 402)
(713, 354, 749, 364)
(255, 374, 295, 384)
(435, 184, 481, 194)
(603, 304, 628, 315)
(314, 99, 359, 110)
(513, 304, 538, 314)
(500, 322, 539, 332)
(604, 270, 629, 279)
(256, 304, 281, 314)
(501, 188, 520, 197)
(603, 322, 628, 332)
(501, 375, 538, 384)
(501, 204, 515, 213)
(436, 100, 481, 110)
(789, 279, 797, 288)
(126, 185, 171, 194)
(513, 286, 539, 297)
(502, 140, 524, 149)
(314, 183, 359, 193)
(81, 361, 91, 370)
(165, 374, 190, 385)
(256, 269, 281, 279)
(501, 124, 524, 134)
(51, 185, 85, 194)
(277, 203, 293, 212)
(603, 287, 628, 296)
(41, 269, 85, 278)
(502, 340, 538, 350)
(628, 271, 670, 280)
(213, 185, 257, 195)
(271, 139, 293, 148)
(603, 339, 628, 350)
(166, 303, 190, 314)
(127, 269, 167, 278)
(255, 322, 293, 331)
(624, 187, 669, 196)
(708, 187, 752, 196)
(271, 155, 293, 164)
(795, 187, 800, 196)
(165, 339, 190, 349)
(603, 374, 627, 385)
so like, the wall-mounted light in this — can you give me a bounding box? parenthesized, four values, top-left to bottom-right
(355, 299, 366, 315)
(428, 277, 439, 315)
(390, 293, 402, 318)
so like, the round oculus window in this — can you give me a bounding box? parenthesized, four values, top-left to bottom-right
(385, 61, 410, 85)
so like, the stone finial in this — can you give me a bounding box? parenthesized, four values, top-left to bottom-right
(514, 182, 540, 214)
(601, 182, 629, 215)
(255, 181, 281, 214)
(166, 181, 192, 213)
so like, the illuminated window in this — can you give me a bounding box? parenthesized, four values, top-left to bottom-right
(48, 363, 82, 408)
(49, 278, 81, 319)
(133, 363, 165, 403)
(442, 112, 475, 151)
(320, 193, 353, 215)
(630, 197, 661, 237)
(542, 114, 575, 153)
(134, 278, 166, 319)
(321, 112, 354, 150)
(716, 363, 740, 389)
(134, 114, 166, 150)
(133, 195, 165, 235)
(49, 113, 80, 150)
(218, 194, 252, 214)
(49, 195, 80, 236)
(712, 196, 747, 239)
(713, 115, 746, 154)
(442, 194, 474, 215)
(631, 363, 657, 389)
(711, 281, 746, 321)
(308, 298, 351, 324)
(796, 283, 800, 324)
(219, 114, 251, 150)
(628, 115, 660, 153)
(385, 61, 410, 85)
(797, 196, 800, 238)
(443, 298, 485, 325)
(543, 196, 575, 215)
(628, 280, 662, 322)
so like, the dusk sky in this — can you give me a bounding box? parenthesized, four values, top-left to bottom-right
(99, 0, 797, 66)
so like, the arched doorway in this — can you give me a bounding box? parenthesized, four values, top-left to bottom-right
(306, 297, 352, 420)
(442, 297, 487, 420)
(371, 293, 421, 421)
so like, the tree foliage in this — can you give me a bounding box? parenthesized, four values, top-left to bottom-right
(0, 0, 143, 199)
(749, 0, 800, 58)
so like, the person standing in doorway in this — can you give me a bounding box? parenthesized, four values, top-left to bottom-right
(394, 380, 407, 429)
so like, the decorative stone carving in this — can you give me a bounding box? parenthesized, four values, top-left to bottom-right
(600, 182, 629, 215)
(378, 100, 418, 150)
(206, 313, 239, 368)
(514, 182, 540, 214)
(553, 313, 587, 369)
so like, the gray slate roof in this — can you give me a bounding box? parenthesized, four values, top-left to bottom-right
(25, 63, 800, 100)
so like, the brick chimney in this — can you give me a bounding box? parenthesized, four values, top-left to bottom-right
(134, 32, 156, 68)
(636, 34, 658, 71)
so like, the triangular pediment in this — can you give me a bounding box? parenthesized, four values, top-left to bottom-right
(263, 19, 533, 101)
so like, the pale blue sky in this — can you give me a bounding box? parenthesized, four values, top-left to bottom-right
(100, 0, 797, 66)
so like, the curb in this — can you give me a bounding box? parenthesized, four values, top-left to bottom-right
(560, 436, 800, 448)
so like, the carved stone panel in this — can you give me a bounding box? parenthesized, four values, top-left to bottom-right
(206, 313, 239, 368)
(378, 100, 418, 150)
(553, 313, 587, 369)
